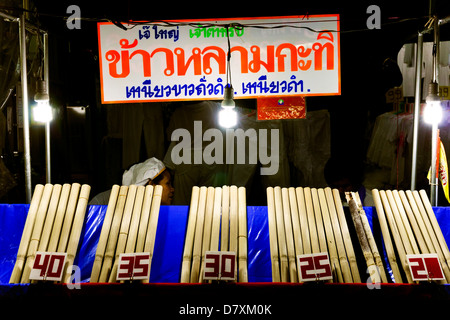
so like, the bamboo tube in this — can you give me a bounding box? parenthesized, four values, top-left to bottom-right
(98, 186, 128, 282)
(304, 187, 320, 254)
(332, 188, 361, 283)
(266, 187, 280, 282)
(135, 185, 154, 253)
(109, 185, 138, 282)
(379, 190, 413, 283)
(403, 190, 434, 253)
(352, 192, 387, 283)
(199, 187, 215, 282)
(21, 184, 54, 283)
(221, 185, 230, 251)
(311, 188, 327, 253)
(288, 188, 303, 257)
(142, 185, 163, 283)
(209, 187, 222, 252)
(296, 187, 311, 255)
(385, 190, 416, 255)
(57, 183, 81, 253)
(325, 188, 352, 283)
(229, 186, 238, 257)
(38, 184, 62, 252)
(397, 190, 429, 253)
(318, 188, 343, 283)
(47, 184, 71, 253)
(63, 184, 91, 283)
(281, 188, 297, 282)
(180, 186, 200, 283)
(418, 190, 450, 282)
(274, 187, 289, 282)
(238, 186, 248, 283)
(419, 190, 450, 271)
(10, 184, 44, 283)
(372, 189, 403, 283)
(124, 186, 146, 254)
(190, 186, 208, 283)
(347, 193, 380, 284)
(90, 185, 120, 282)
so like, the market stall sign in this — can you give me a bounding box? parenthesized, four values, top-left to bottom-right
(257, 96, 306, 120)
(97, 15, 340, 103)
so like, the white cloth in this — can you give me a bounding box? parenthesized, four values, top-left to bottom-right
(122, 157, 165, 186)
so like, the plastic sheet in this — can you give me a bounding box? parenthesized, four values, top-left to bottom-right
(1, 203, 449, 284)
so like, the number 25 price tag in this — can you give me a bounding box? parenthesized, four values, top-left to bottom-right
(297, 252, 333, 282)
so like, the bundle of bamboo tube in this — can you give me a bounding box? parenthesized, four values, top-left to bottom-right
(180, 185, 248, 283)
(372, 189, 450, 283)
(345, 191, 387, 284)
(267, 186, 360, 283)
(9, 183, 91, 284)
(90, 184, 163, 283)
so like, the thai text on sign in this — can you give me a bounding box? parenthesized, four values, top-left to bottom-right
(98, 15, 340, 103)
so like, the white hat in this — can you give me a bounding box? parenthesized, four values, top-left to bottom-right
(122, 157, 166, 186)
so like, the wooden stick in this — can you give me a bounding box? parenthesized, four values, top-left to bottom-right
(372, 189, 403, 283)
(221, 185, 230, 252)
(281, 187, 297, 282)
(379, 190, 413, 283)
(90, 185, 120, 282)
(311, 188, 327, 253)
(274, 186, 289, 282)
(135, 185, 154, 253)
(63, 184, 91, 283)
(198, 187, 215, 283)
(142, 185, 163, 283)
(296, 187, 311, 255)
(303, 187, 320, 254)
(266, 187, 280, 282)
(98, 186, 128, 282)
(325, 188, 352, 283)
(319, 188, 343, 283)
(238, 186, 248, 283)
(288, 188, 303, 257)
(21, 184, 54, 283)
(190, 186, 207, 283)
(109, 185, 137, 282)
(47, 184, 71, 253)
(332, 188, 361, 283)
(57, 183, 81, 253)
(9, 184, 44, 283)
(419, 190, 450, 282)
(229, 186, 238, 256)
(209, 187, 222, 252)
(346, 192, 380, 284)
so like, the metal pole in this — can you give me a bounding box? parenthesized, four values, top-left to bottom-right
(19, 13, 32, 204)
(411, 32, 423, 190)
(43, 32, 51, 183)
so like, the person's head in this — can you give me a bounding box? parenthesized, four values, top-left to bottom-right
(148, 169, 174, 205)
(122, 157, 175, 205)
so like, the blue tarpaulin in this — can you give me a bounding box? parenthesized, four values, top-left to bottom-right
(1, 204, 449, 284)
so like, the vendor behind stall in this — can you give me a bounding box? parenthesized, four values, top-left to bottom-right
(89, 157, 174, 205)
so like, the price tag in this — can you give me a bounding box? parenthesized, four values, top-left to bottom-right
(385, 87, 403, 103)
(203, 251, 236, 281)
(297, 252, 333, 282)
(116, 252, 150, 281)
(29, 252, 67, 281)
(407, 253, 445, 281)
(439, 86, 450, 100)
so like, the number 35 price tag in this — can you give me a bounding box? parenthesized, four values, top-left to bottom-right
(297, 252, 333, 282)
(116, 252, 150, 281)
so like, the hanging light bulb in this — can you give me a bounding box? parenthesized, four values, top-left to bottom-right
(219, 85, 237, 128)
(424, 81, 442, 125)
(33, 79, 53, 123)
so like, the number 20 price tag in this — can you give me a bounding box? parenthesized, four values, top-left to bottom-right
(406, 253, 445, 281)
(297, 252, 333, 282)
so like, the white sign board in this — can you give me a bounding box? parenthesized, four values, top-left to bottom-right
(98, 15, 340, 103)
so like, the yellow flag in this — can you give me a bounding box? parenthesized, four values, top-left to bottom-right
(438, 140, 450, 203)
